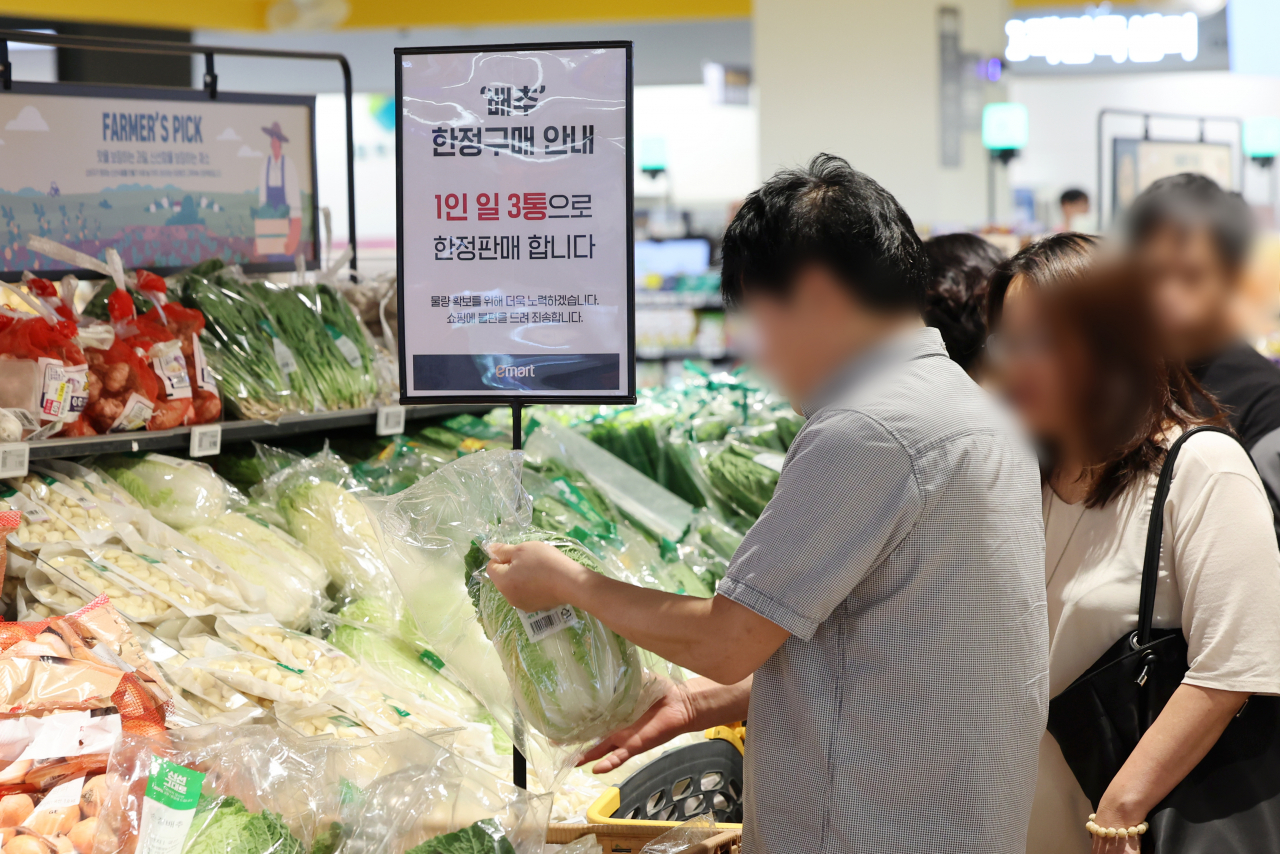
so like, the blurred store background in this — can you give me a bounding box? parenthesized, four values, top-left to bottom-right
(4, 0, 1279, 386)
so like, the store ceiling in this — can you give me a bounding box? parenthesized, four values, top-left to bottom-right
(0, 0, 748, 31)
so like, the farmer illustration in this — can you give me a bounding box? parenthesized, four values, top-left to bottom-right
(258, 121, 303, 256)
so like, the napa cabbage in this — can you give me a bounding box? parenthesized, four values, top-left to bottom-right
(275, 477, 392, 598)
(97, 453, 235, 529)
(463, 530, 645, 744)
(210, 512, 329, 591)
(184, 795, 302, 854)
(184, 524, 317, 628)
(327, 615, 482, 715)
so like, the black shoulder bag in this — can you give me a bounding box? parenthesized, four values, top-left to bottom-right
(1046, 426, 1280, 853)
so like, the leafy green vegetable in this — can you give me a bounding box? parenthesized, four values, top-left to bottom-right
(328, 617, 480, 714)
(180, 272, 296, 420)
(704, 443, 779, 529)
(309, 822, 344, 854)
(96, 454, 234, 529)
(463, 530, 646, 743)
(183, 795, 302, 854)
(276, 477, 385, 594)
(404, 819, 515, 854)
(249, 281, 375, 411)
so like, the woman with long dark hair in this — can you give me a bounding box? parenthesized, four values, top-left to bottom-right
(986, 233, 1280, 853)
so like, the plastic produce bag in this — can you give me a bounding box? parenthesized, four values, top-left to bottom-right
(93, 454, 240, 530)
(375, 450, 676, 785)
(210, 512, 329, 593)
(639, 815, 718, 854)
(178, 266, 301, 419)
(337, 740, 550, 854)
(180, 526, 318, 630)
(17, 471, 118, 543)
(92, 724, 317, 854)
(692, 442, 780, 531)
(135, 270, 222, 425)
(36, 544, 184, 626)
(216, 614, 359, 684)
(256, 450, 398, 603)
(462, 530, 654, 743)
(318, 610, 482, 717)
(248, 281, 375, 412)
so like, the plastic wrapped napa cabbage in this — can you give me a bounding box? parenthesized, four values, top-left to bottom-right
(94, 453, 239, 529)
(463, 529, 651, 745)
(182, 525, 320, 629)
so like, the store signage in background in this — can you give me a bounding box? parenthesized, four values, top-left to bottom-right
(0, 85, 318, 281)
(1004, 6, 1229, 74)
(396, 42, 635, 403)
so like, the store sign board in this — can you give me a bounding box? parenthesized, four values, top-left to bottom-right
(1004, 7, 1228, 75)
(395, 42, 635, 403)
(0, 83, 318, 281)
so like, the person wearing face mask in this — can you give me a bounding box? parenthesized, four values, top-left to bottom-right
(1128, 173, 1280, 539)
(479, 154, 1049, 854)
(985, 233, 1280, 854)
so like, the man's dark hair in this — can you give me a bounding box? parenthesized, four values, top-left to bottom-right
(922, 233, 1005, 373)
(720, 153, 930, 311)
(1126, 173, 1254, 270)
(1060, 188, 1089, 207)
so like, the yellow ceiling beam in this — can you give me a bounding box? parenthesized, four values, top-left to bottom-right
(0, 0, 748, 31)
(345, 0, 749, 29)
(0, 0, 268, 30)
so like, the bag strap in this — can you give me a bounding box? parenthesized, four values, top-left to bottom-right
(1137, 425, 1236, 644)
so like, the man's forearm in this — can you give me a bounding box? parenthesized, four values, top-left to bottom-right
(568, 570, 733, 678)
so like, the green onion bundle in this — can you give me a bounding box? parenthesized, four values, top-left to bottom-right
(249, 281, 376, 411)
(180, 272, 297, 420)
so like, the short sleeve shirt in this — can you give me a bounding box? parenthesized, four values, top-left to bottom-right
(718, 327, 1049, 854)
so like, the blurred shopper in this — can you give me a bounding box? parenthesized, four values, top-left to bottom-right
(923, 232, 1005, 382)
(485, 155, 1048, 854)
(1059, 189, 1091, 232)
(1128, 173, 1280, 539)
(987, 233, 1280, 854)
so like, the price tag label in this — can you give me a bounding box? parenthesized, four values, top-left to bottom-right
(376, 405, 406, 436)
(0, 443, 29, 478)
(189, 425, 222, 458)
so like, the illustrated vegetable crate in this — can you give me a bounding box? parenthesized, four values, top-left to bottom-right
(254, 218, 290, 255)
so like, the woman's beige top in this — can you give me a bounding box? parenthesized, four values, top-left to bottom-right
(1028, 430, 1280, 854)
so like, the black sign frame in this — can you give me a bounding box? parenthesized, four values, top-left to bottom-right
(394, 40, 637, 406)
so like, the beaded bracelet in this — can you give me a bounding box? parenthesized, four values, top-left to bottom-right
(1086, 814, 1149, 839)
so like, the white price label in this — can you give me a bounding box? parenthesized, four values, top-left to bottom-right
(273, 339, 299, 375)
(109, 392, 155, 433)
(189, 424, 222, 458)
(331, 331, 364, 369)
(152, 351, 193, 400)
(518, 603, 579, 642)
(376, 405, 406, 436)
(0, 443, 29, 479)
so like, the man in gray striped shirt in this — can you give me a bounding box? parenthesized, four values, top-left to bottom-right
(488, 154, 1048, 853)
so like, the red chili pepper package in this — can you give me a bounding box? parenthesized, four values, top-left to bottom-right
(79, 291, 161, 435)
(134, 272, 218, 426)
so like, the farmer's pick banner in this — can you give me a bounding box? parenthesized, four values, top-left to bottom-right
(0, 87, 316, 277)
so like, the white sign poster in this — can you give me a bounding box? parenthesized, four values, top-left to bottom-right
(396, 42, 634, 400)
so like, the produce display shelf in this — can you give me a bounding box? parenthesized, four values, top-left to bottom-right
(25, 404, 488, 460)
